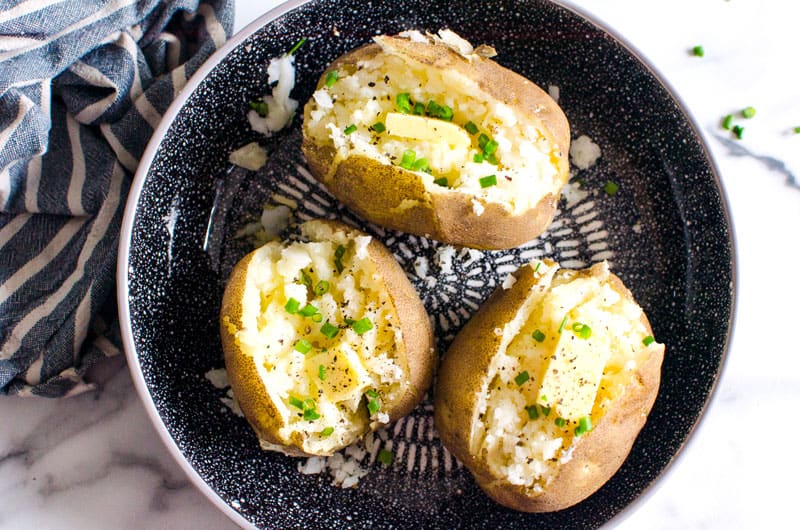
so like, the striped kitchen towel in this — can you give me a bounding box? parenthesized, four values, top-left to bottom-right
(0, 0, 233, 397)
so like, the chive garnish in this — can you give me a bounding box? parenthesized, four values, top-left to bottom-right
(298, 304, 319, 317)
(396, 93, 412, 113)
(413, 101, 425, 115)
(438, 104, 454, 121)
(540, 405, 551, 417)
(526, 405, 540, 420)
(301, 270, 313, 290)
(352, 317, 373, 335)
(483, 139, 499, 155)
(287, 38, 307, 56)
(485, 153, 498, 165)
(478, 133, 490, 150)
(532, 329, 546, 343)
(377, 449, 394, 465)
(412, 157, 430, 172)
(303, 408, 321, 420)
(285, 297, 301, 314)
(572, 322, 592, 339)
(426, 100, 441, 116)
(325, 70, 339, 87)
(318, 364, 326, 380)
(289, 396, 304, 409)
(794, 126, 800, 134)
(722, 114, 734, 130)
(372, 121, 386, 133)
(312, 313, 323, 323)
(343, 124, 357, 135)
(464, 121, 479, 135)
(732, 125, 744, 139)
(321, 426, 334, 437)
(479, 175, 497, 188)
(554, 417, 566, 428)
(365, 389, 381, 415)
(643, 335, 656, 346)
(575, 416, 593, 436)
(433, 177, 449, 187)
(400, 149, 416, 169)
(294, 339, 312, 354)
(558, 316, 568, 334)
(514, 371, 530, 387)
(320, 321, 339, 338)
(742, 106, 756, 119)
(248, 100, 269, 117)
(604, 181, 619, 196)
(534, 262, 542, 273)
(473, 153, 484, 163)
(314, 280, 330, 296)
(334, 245, 345, 273)
(691, 45, 704, 57)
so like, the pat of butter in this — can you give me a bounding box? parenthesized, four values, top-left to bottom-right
(308, 344, 369, 406)
(385, 112, 471, 150)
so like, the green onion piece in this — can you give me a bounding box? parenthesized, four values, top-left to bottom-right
(438, 105, 454, 121)
(643, 335, 656, 346)
(294, 339, 312, 354)
(692, 45, 704, 57)
(742, 106, 756, 119)
(396, 93, 412, 113)
(604, 181, 619, 196)
(324, 70, 339, 87)
(400, 149, 416, 169)
(540, 394, 548, 402)
(352, 317, 374, 335)
(366, 391, 381, 415)
(377, 449, 394, 465)
(485, 153, 499, 165)
(478, 133, 490, 150)
(572, 322, 592, 339)
(540, 405, 551, 417)
(426, 100, 441, 116)
(344, 318, 357, 326)
(534, 262, 542, 273)
(794, 126, 800, 134)
(287, 37, 307, 56)
(303, 408, 321, 420)
(473, 153, 484, 163)
(303, 398, 316, 410)
(285, 297, 301, 314)
(558, 316, 568, 334)
(372, 121, 386, 133)
(413, 101, 425, 115)
(314, 280, 330, 296)
(248, 100, 269, 117)
(298, 304, 319, 317)
(479, 174, 497, 188)
(464, 121, 479, 135)
(732, 125, 744, 139)
(514, 371, 530, 386)
(722, 114, 734, 130)
(483, 139, 499, 155)
(532, 329, 546, 343)
(343, 124, 357, 135)
(526, 405, 540, 420)
(433, 177, 449, 187)
(312, 313, 323, 323)
(318, 364, 326, 380)
(321, 426, 334, 437)
(334, 245, 345, 273)
(575, 416, 593, 436)
(412, 157, 430, 172)
(365, 389, 379, 399)
(301, 270, 313, 289)
(320, 321, 339, 338)
(554, 417, 566, 427)
(289, 396, 304, 409)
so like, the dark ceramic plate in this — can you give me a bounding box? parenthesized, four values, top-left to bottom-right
(118, 0, 735, 528)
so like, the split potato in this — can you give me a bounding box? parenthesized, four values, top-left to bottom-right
(220, 219, 435, 456)
(434, 260, 664, 512)
(302, 30, 570, 249)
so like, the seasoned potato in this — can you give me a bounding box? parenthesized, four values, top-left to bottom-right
(220, 220, 435, 456)
(302, 30, 570, 249)
(434, 260, 664, 512)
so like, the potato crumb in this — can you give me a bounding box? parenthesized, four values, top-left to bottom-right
(548, 84, 560, 103)
(569, 134, 602, 170)
(502, 274, 517, 290)
(228, 142, 267, 171)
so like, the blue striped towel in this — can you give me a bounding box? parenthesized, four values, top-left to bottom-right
(0, 0, 233, 397)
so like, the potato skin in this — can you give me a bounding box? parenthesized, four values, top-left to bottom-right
(434, 261, 664, 512)
(220, 220, 435, 456)
(302, 36, 570, 250)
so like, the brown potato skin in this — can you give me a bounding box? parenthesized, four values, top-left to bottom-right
(301, 36, 570, 250)
(434, 261, 665, 512)
(220, 220, 435, 456)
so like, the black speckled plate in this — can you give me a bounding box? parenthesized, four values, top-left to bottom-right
(118, 0, 735, 528)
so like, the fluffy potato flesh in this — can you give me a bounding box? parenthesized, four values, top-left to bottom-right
(221, 220, 432, 456)
(302, 31, 570, 248)
(435, 260, 664, 511)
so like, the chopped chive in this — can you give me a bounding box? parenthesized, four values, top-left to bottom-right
(303, 408, 321, 420)
(604, 181, 619, 196)
(343, 124, 357, 135)
(298, 304, 319, 317)
(722, 114, 734, 130)
(365, 389, 379, 398)
(691, 45, 704, 57)
(302, 398, 316, 411)
(294, 339, 312, 354)
(413, 101, 425, 115)
(794, 126, 800, 134)
(483, 139, 499, 155)
(479, 174, 497, 188)
(321, 426, 334, 437)
(438, 104, 454, 121)
(485, 153, 498, 165)
(478, 133, 490, 150)
(344, 318, 357, 326)
(248, 100, 269, 117)
(396, 93, 412, 113)
(540, 405, 551, 417)
(554, 417, 566, 427)
(526, 405, 540, 420)
(426, 100, 441, 116)
(643, 335, 656, 346)
(464, 121, 479, 135)
(366, 391, 381, 415)
(514, 371, 530, 386)
(312, 313, 323, 323)
(400, 149, 416, 169)
(301, 270, 313, 289)
(352, 317, 374, 335)
(433, 177, 449, 187)
(473, 153, 484, 163)
(320, 321, 339, 338)
(318, 364, 326, 380)
(324, 70, 339, 87)
(314, 280, 330, 296)
(532, 329, 546, 343)
(534, 262, 542, 273)
(572, 322, 592, 339)
(732, 124, 744, 139)
(287, 37, 307, 56)
(558, 316, 568, 334)
(412, 157, 430, 172)
(285, 297, 301, 314)
(540, 394, 548, 402)
(372, 121, 386, 133)
(377, 448, 394, 465)
(742, 106, 756, 119)
(289, 396, 304, 409)
(334, 245, 345, 273)
(575, 416, 593, 436)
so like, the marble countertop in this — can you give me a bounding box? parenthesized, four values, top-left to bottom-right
(2, 1, 799, 528)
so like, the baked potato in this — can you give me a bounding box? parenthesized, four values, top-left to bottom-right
(434, 259, 664, 512)
(302, 30, 570, 250)
(220, 219, 435, 456)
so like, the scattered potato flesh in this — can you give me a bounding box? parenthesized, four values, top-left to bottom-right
(229, 222, 408, 454)
(473, 261, 662, 491)
(304, 39, 563, 214)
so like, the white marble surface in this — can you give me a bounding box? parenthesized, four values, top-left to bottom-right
(2, 0, 799, 528)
